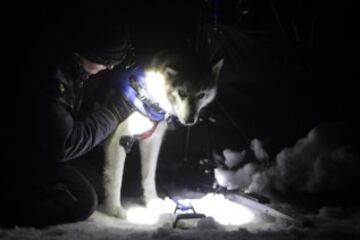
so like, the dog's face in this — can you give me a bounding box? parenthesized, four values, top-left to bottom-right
(147, 53, 223, 126)
(162, 60, 223, 125)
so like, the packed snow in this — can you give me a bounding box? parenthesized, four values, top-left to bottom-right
(1, 122, 359, 240)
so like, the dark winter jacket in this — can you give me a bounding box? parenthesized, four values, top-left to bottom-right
(33, 54, 133, 163)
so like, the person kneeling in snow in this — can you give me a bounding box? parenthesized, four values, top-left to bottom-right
(0, 14, 135, 228)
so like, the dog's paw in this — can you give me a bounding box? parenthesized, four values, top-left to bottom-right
(144, 195, 163, 207)
(99, 204, 127, 219)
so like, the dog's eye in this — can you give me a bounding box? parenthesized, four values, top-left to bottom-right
(197, 93, 205, 99)
(178, 89, 187, 99)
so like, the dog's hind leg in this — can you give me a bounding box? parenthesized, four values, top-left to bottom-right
(139, 121, 168, 205)
(101, 123, 128, 218)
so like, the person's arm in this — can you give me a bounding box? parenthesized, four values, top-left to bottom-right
(36, 78, 132, 162)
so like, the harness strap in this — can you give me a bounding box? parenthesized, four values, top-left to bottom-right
(136, 121, 159, 140)
(119, 67, 166, 122)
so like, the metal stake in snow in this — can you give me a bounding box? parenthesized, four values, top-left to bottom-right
(172, 201, 206, 228)
(158, 183, 206, 228)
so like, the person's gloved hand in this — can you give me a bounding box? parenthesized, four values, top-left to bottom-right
(97, 65, 145, 123)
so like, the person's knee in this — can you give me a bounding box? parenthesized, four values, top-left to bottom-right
(73, 186, 98, 221)
(61, 178, 98, 222)
(0, 164, 99, 228)
(43, 165, 99, 224)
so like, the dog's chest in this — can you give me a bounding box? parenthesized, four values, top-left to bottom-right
(122, 111, 159, 137)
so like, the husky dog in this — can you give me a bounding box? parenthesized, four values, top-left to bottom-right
(100, 51, 223, 218)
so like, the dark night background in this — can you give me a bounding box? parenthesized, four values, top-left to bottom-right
(1, 0, 359, 199)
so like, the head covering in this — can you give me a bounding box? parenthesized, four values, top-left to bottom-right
(71, 14, 132, 66)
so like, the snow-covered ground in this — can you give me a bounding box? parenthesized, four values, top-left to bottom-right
(1, 209, 360, 240)
(1, 122, 359, 239)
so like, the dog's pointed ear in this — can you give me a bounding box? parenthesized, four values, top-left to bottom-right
(212, 58, 224, 81)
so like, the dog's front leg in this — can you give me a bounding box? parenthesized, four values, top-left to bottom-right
(139, 121, 168, 205)
(101, 123, 127, 218)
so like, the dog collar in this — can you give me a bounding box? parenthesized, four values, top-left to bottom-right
(119, 67, 166, 122)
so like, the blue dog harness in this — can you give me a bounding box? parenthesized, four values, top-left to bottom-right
(119, 67, 166, 122)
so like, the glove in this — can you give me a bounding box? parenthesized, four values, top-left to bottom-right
(101, 65, 143, 123)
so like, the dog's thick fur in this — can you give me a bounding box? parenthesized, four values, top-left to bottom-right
(100, 51, 223, 218)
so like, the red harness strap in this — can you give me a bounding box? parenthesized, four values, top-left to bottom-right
(137, 121, 159, 140)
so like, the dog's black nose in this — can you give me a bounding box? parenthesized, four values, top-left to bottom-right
(185, 118, 196, 126)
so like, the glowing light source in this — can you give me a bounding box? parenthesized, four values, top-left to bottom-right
(144, 70, 172, 113)
(127, 198, 176, 225)
(126, 194, 254, 226)
(187, 194, 254, 225)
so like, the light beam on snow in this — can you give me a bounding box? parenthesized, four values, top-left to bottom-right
(188, 194, 254, 225)
(127, 198, 175, 225)
(127, 194, 255, 226)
